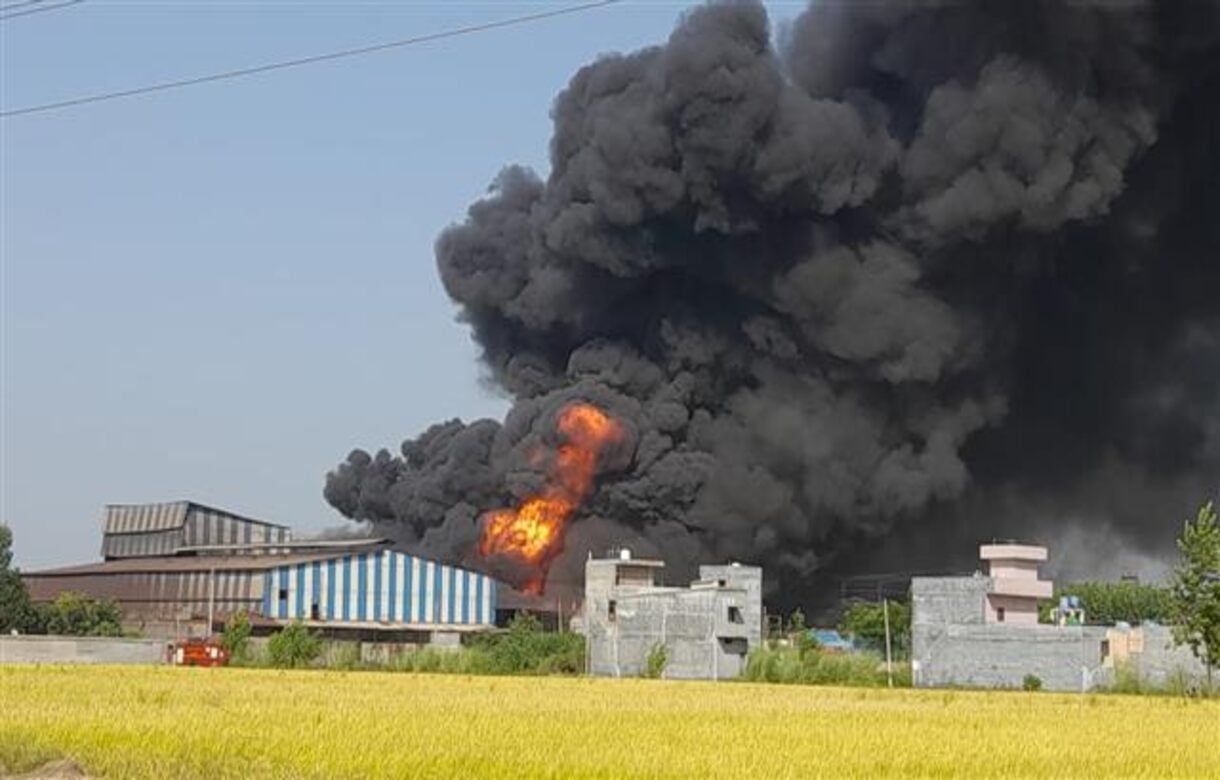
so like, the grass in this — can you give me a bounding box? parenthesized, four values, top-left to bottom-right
(743, 645, 911, 687)
(3, 666, 1220, 778)
(232, 616, 585, 677)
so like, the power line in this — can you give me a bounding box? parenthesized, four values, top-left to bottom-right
(1, 0, 621, 118)
(0, 0, 46, 10)
(0, 0, 83, 20)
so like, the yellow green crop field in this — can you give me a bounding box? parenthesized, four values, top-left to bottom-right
(1, 666, 1218, 778)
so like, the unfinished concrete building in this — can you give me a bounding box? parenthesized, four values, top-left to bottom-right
(912, 543, 1209, 692)
(577, 551, 762, 680)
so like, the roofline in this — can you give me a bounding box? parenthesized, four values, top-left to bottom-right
(616, 584, 747, 600)
(979, 543, 1048, 562)
(22, 548, 495, 579)
(102, 500, 291, 531)
(267, 619, 493, 633)
(174, 538, 389, 553)
(22, 552, 344, 576)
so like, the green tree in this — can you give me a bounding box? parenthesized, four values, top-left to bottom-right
(470, 612, 585, 675)
(1039, 581, 1174, 625)
(0, 524, 41, 633)
(838, 600, 911, 658)
(1171, 501, 1220, 688)
(267, 621, 322, 668)
(41, 591, 123, 636)
(786, 609, 818, 658)
(221, 610, 253, 661)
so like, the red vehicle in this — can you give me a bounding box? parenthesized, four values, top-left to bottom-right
(169, 638, 230, 667)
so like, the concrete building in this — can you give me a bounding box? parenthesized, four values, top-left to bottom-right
(577, 551, 762, 680)
(911, 543, 1209, 691)
(23, 501, 500, 643)
(979, 544, 1052, 625)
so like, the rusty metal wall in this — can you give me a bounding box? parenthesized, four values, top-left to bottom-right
(182, 505, 291, 548)
(26, 570, 264, 621)
(101, 502, 188, 534)
(101, 528, 184, 559)
(99, 501, 291, 559)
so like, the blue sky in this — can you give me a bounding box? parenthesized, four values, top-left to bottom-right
(1, 1, 803, 569)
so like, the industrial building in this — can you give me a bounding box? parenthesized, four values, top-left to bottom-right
(576, 550, 762, 680)
(23, 501, 499, 641)
(911, 543, 1208, 692)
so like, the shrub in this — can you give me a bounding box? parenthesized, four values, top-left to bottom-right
(1108, 662, 1148, 695)
(267, 621, 322, 669)
(743, 644, 910, 687)
(390, 647, 481, 675)
(467, 613, 585, 675)
(1023, 674, 1043, 692)
(643, 643, 669, 679)
(322, 641, 363, 671)
(220, 611, 252, 661)
(249, 613, 589, 677)
(39, 592, 122, 637)
(838, 600, 910, 658)
(0, 524, 42, 634)
(786, 609, 818, 659)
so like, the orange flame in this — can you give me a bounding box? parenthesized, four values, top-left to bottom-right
(479, 403, 624, 591)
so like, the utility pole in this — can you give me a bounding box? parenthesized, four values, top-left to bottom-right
(660, 599, 668, 680)
(883, 598, 894, 689)
(614, 615, 621, 678)
(207, 567, 216, 638)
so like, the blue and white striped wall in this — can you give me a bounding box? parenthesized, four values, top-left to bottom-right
(262, 551, 497, 626)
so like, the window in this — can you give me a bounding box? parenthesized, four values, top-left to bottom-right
(310, 604, 320, 621)
(727, 606, 743, 624)
(278, 588, 288, 601)
(608, 600, 617, 622)
(997, 607, 1006, 623)
(615, 566, 653, 587)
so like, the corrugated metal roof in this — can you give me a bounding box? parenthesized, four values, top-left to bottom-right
(174, 538, 390, 555)
(102, 502, 189, 534)
(24, 553, 342, 577)
(101, 500, 290, 535)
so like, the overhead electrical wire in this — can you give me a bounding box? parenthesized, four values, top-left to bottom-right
(1, 0, 621, 118)
(0, 0, 84, 21)
(0, 0, 50, 11)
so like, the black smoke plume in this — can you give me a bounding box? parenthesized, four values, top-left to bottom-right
(326, 0, 1220, 601)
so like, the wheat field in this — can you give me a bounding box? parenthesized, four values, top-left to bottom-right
(1, 666, 1217, 778)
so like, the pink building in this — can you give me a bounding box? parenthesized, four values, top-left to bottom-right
(979, 544, 1053, 625)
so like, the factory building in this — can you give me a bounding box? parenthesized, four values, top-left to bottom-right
(264, 549, 495, 626)
(576, 551, 763, 680)
(23, 501, 498, 641)
(100, 501, 291, 559)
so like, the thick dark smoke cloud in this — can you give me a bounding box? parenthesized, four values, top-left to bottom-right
(326, 0, 1220, 602)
